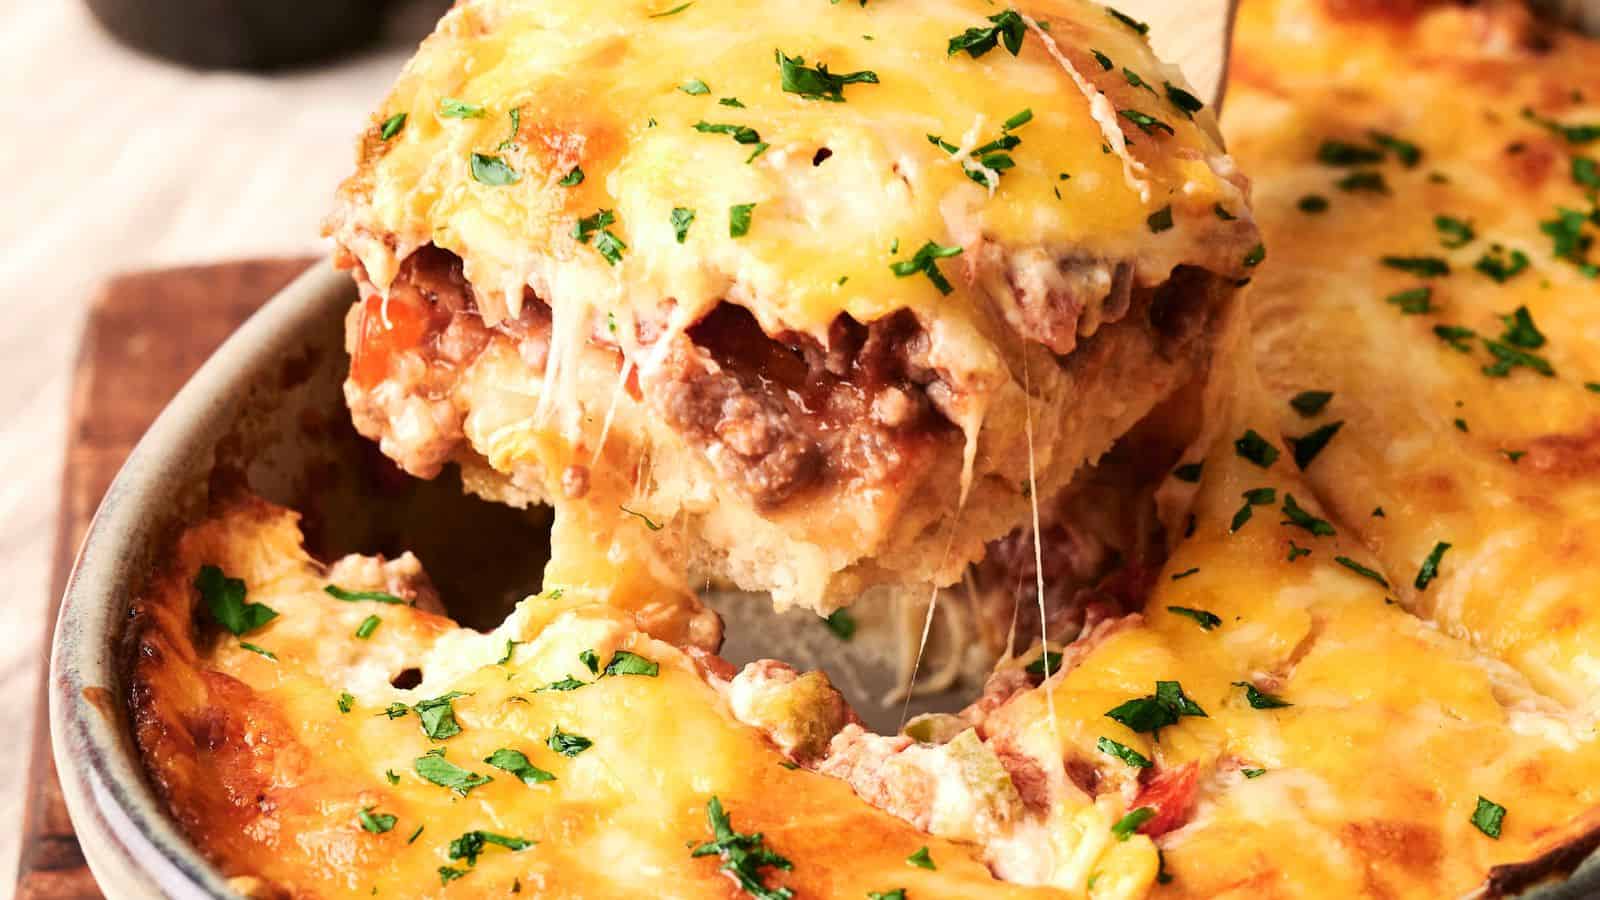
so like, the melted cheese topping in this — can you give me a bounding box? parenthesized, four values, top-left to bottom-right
(131, 500, 1077, 899)
(1228, 0, 1600, 716)
(330, 0, 1251, 337)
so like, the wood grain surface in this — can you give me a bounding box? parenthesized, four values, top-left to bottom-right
(16, 257, 317, 900)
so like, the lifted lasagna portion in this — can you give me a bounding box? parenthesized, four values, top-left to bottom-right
(325, 0, 1258, 612)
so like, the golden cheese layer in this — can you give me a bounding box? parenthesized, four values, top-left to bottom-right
(1227, 0, 1600, 715)
(330, 0, 1252, 336)
(130, 499, 1078, 899)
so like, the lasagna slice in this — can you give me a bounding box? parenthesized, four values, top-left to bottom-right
(1227, 0, 1600, 712)
(325, 0, 1259, 613)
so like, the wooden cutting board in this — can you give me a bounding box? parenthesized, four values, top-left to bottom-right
(16, 257, 317, 900)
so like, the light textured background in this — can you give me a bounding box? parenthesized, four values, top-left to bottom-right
(0, 2, 435, 890)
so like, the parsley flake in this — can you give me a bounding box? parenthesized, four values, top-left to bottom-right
(1472, 796, 1506, 839)
(1025, 650, 1063, 678)
(1233, 682, 1292, 709)
(730, 203, 756, 238)
(1435, 215, 1476, 248)
(1335, 555, 1390, 588)
(603, 650, 660, 677)
(1282, 494, 1335, 537)
(1317, 140, 1383, 166)
(1386, 286, 1433, 314)
(414, 750, 492, 795)
(671, 207, 696, 243)
(1475, 245, 1530, 283)
(1107, 8, 1149, 34)
(890, 240, 963, 294)
(776, 51, 879, 102)
(196, 565, 277, 636)
(359, 807, 397, 834)
(1168, 606, 1222, 630)
(379, 113, 407, 141)
(1290, 390, 1333, 416)
(448, 830, 535, 866)
(547, 726, 593, 757)
(1112, 807, 1156, 841)
(1290, 421, 1344, 469)
(355, 615, 380, 639)
(1120, 109, 1174, 136)
(692, 797, 796, 899)
(469, 153, 520, 186)
(823, 609, 857, 640)
(906, 847, 937, 870)
(558, 166, 584, 187)
(680, 79, 711, 95)
(1382, 256, 1450, 277)
(947, 10, 1027, 58)
(439, 98, 485, 119)
(1234, 429, 1279, 468)
(1104, 681, 1207, 735)
(325, 585, 406, 605)
(1414, 542, 1452, 590)
(239, 642, 277, 660)
(1097, 736, 1153, 768)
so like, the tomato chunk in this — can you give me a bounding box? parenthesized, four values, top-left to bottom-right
(1132, 761, 1199, 837)
(351, 293, 429, 388)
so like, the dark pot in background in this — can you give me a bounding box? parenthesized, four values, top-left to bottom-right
(85, 0, 402, 70)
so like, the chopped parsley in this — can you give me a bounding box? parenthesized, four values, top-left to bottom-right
(867, 892, 906, 900)
(1475, 245, 1530, 283)
(1281, 494, 1335, 537)
(1385, 286, 1433, 314)
(547, 726, 593, 757)
(1165, 83, 1204, 118)
(1290, 390, 1333, 416)
(535, 676, 587, 693)
(324, 585, 406, 605)
(379, 112, 407, 141)
(1097, 736, 1153, 768)
(571, 209, 626, 265)
(558, 166, 585, 187)
(691, 797, 796, 899)
(1123, 67, 1157, 95)
(1500, 306, 1546, 348)
(1287, 541, 1311, 562)
(1472, 796, 1507, 839)
(1539, 207, 1598, 276)
(1370, 131, 1423, 167)
(1171, 567, 1200, 580)
(729, 203, 756, 238)
(386, 769, 401, 785)
(1147, 205, 1174, 233)
(1234, 429, 1279, 468)
(1414, 542, 1452, 590)
(358, 807, 397, 834)
(437, 866, 469, 886)
(469, 153, 519, 186)
(720, 96, 745, 107)
(1290, 421, 1344, 469)
(239, 642, 277, 660)
(1334, 555, 1390, 588)
(1026, 650, 1063, 678)
(1336, 171, 1389, 194)
(337, 691, 355, 713)
(1317, 140, 1383, 166)
(947, 9, 1027, 58)
(580, 649, 600, 674)
(1523, 107, 1600, 144)
(414, 749, 492, 795)
(195, 565, 277, 636)
(648, 0, 694, 15)
(906, 847, 937, 870)
(694, 120, 762, 145)
(1434, 324, 1477, 352)
(1173, 462, 1203, 482)
(1298, 194, 1329, 214)
(355, 614, 380, 639)
(414, 692, 466, 740)
(1107, 7, 1149, 34)
(1244, 243, 1267, 267)
(1167, 606, 1222, 630)
(619, 505, 662, 530)
(680, 79, 711, 95)
(448, 830, 535, 866)
(889, 241, 963, 294)
(1215, 203, 1238, 220)
(1242, 767, 1268, 778)
(823, 609, 857, 640)
(1574, 157, 1600, 191)
(1435, 215, 1476, 248)
(497, 108, 522, 150)
(1231, 487, 1277, 534)
(1120, 109, 1174, 136)
(671, 207, 696, 243)
(603, 650, 660, 677)
(1483, 338, 1554, 378)
(1233, 682, 1292, 709)
(439, 98, 485, 119)
(776, 51, 878, 102)
(1104, 680, 1207, 735)
(1004, 108, 1034, 130)
(1112, 807, 1156, 841)
(1382, 256, 1450, 277)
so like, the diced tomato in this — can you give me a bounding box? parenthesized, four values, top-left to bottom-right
(350, 293, 429, 388)
(1132, 762, 1199, 837)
